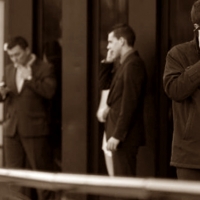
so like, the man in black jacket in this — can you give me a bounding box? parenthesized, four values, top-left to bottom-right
(97, 24, 147, 177)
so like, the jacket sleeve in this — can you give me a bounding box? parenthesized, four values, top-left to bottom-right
(113, 61, 146, 141)
(0, 76, 10, 101)
(99, 62, 114, 90)
(163, 47, 200, 102)
(24, 64, 56, 99)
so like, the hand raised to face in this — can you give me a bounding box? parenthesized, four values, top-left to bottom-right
(106, 49, 115, 63)
(19, 65, 32, 80)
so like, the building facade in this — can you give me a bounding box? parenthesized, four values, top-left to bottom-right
(0, 0, 195, 184)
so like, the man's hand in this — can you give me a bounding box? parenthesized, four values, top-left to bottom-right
(106, 49, 115, 63)
(20, 65, 32, 80)
(106, 137, 120, 151)
(0, 83, 10, 99)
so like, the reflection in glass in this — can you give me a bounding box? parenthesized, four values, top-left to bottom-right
(43, 0, 62, 173)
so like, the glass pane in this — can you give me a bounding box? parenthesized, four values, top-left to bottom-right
(43, 0, 62, 172)
(100, 0, 128, 59)
(43, 0, 62, 42)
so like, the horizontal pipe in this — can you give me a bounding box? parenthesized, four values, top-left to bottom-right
(0, 169, 199, 199)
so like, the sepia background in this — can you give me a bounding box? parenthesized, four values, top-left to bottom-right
(0, 0, 196, 199)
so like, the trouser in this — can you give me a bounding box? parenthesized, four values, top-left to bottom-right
(102, 133, 139, 200)
(176, 167, 200, 200)
(4, 132, 55, 200)
(112, 146, 138, 177)
(102, 133, 138, 177)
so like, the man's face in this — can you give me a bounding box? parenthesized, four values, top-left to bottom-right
(107, 32, 122, 60)
(7, 45, 30, 66)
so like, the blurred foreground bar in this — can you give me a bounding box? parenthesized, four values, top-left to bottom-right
(0, 169, 199, 199)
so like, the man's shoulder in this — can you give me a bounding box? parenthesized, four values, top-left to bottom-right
(123, 51, 146, 76)
(168, 40, 195, 56)
(33, 58, 52, 69)
(5, 63, 14, 71)
(125, 51, 145, 66)
(6, 62, 14, 67)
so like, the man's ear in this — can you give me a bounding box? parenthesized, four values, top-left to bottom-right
(119, 37, 125, 46)
(25, 47, 31, 55)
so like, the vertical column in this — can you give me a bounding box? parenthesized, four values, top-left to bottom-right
(62, 0, 88, 174)
(0, 0, 4, 167)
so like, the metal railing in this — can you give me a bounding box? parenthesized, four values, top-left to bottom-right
(0, 168, 199, 199)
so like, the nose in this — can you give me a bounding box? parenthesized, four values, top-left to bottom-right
(107, 43, 110, 50)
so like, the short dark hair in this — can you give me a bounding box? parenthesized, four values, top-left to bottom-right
(191, 0, 200, 25)
(7, 36, 29, 50)
(108, 23, 136, 47)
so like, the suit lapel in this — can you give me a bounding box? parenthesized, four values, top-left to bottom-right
(109, 62, 122, 91)
(109, 53, 132, 91)
(108, 51, 138, 98)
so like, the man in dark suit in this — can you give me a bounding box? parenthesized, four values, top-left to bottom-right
(97, 24, 147, 177)
(0, 36, 56, 200)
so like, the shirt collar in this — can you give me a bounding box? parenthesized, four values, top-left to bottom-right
(14, 54, 36, 68)
(120, 49, 135, 64)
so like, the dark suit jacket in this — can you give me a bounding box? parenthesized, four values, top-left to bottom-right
(0, 58, 56, 137)
(100, 51, 147, 148)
